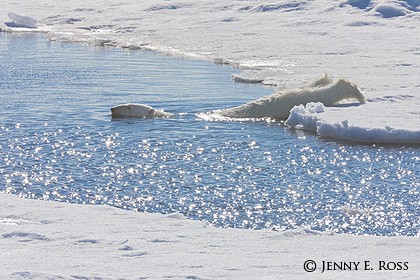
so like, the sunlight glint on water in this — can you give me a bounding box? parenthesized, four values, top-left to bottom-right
(0, 33, 419, 236)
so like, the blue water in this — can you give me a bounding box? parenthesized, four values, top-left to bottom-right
(1, 33, 419, 236)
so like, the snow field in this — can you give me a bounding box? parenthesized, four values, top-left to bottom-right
(1, 193, 419, 279)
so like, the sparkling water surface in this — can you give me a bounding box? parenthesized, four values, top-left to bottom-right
(1, 33, 419, 236)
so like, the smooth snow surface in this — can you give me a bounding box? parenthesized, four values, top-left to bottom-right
(1, 193, 419, 279)
(1, 0, 420, 144)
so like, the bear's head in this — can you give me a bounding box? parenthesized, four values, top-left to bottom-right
(111, 104, 155, 118)
(336, 79, 366, 104)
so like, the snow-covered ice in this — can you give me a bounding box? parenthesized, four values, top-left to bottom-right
(286, 101, 420, 143)
(1, 193, 419, 279)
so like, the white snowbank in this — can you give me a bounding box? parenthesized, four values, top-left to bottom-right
(1, 193, 419, 279)
(341, 0, 420, 17)
(285, 102, 326, 131)
(6, 12, 37, 28)
(286, 101, 420, 144)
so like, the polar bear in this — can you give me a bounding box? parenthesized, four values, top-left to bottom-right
(216, 76, 365, 120)
(111, 104, 173, 119)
